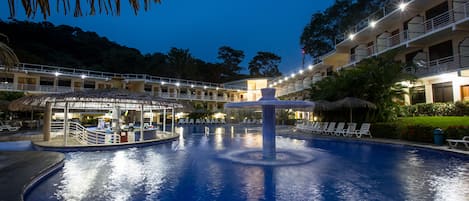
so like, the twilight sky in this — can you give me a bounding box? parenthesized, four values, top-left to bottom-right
(1, 0, 334, 74)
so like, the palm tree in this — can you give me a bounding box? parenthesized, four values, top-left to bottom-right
(0, 33, 19, 71)
(7, 0, 161, 19)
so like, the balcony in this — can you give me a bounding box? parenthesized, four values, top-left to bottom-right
(404, 54, 469, 77)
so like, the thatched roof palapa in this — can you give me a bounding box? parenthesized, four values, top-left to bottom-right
(9, 89, 184, 111)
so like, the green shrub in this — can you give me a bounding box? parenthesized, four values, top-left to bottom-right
(401, 125, 434, 143)
(370, 123, 400, 139)
(399, 102, 464, 117)
(444, 126, 469, 140)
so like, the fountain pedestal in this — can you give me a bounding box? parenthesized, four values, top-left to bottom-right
(224, 88, 314, 161)
(262, 105, 276, 160)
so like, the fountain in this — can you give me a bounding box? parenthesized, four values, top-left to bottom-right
(224, 88, 314, 161)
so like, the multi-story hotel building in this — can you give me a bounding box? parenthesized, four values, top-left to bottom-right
(0, 63, 271, 118)
(272, 0, 469, 105)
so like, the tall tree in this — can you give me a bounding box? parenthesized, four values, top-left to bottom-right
(7, 0, 162, 19)
(166, 47, 196, 79)
(217, 46, 245, 75)
(301, 0, 384, 59)
(248, 52, 282, 77)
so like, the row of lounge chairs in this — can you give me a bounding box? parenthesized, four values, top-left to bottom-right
(0, 121, 20, 132)
(178, 118, 226, 125)
(296, 122, 372, 138)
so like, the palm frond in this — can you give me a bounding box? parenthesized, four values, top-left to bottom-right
(8, 0, 162, 19)
(0, 33, 20, 72)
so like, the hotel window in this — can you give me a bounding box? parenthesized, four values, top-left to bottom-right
(461, 85, 469, 101)
(350, 46, 357, 62)
(432, 82, 453, 103)
(326, 67, 333, 76)
(367, 41, 374, 55)
(58, 79, 71, 87)
(429, 40, 453, 61)
(390, 29, 400, 46)
(425, 1, 449, 20)
(410, 86, 426, 104)
(40, 77, 54, 86)
(84, 81, 95, 89)
(0, 73, 13, 83)
(144, 84, 152, 92)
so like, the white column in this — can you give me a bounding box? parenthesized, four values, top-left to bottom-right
(149, 108, 153, 125)
(171, 108, 175, 133)
(140, 104, 144, 141)
(425, 81, 433, 103)
(163, 108, 166, 132)
(63, 102, 69, 146)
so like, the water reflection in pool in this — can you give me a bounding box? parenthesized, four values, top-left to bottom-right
(27, 125, 469, 201)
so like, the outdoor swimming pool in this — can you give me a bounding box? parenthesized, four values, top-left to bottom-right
(26, 125, 469, 201)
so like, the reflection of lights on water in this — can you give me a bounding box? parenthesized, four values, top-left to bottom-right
(214, 133, 224, 150)
(106, 150, 145, 201)
(57, 153, 107, 201)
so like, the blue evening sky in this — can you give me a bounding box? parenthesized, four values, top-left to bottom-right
(1, 0, 334, 75)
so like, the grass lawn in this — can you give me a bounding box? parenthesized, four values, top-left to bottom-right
(396, 116, 469, 129)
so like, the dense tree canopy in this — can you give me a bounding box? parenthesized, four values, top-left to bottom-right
(301, 0, 384, 59)
(217, 46, 245, 76)
(248, 52, 282, 77)
(309, 53, 414, 122)
(0, 20, 255, 83)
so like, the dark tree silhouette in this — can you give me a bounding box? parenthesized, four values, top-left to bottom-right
(217, 46, 245, 75)
(248, 51, 282, 77)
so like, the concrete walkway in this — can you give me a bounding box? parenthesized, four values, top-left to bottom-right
(278, 126, 469, 156)
(0, 151, 64, 201)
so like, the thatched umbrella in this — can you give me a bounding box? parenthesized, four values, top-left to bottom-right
(332, 97, 376, 123)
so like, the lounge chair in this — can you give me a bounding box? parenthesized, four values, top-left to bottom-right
(333, 122, 346, 136)
(314, 122, 329, 134)
(0, 121, 20, 132)
(447, 136, 469, 149)
(337, 123, 356, 137)
(350, 123, 372, 138)
(323, 122, 336, 135)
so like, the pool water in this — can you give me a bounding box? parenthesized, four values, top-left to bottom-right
(26, 125, 469, 201)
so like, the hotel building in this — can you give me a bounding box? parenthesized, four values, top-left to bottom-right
(272, 0, 469, 105)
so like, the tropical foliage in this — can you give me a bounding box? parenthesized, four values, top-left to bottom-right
(0, 33, 19, 71)
(309, 53, 414, 122)
(301, 0, 384, 59)
(7, 0, 161, 19)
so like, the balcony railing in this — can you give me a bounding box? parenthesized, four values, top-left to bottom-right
(424, 9, 454, 33)
(0, 63, 247, 91)
(404, 54, 469, 76)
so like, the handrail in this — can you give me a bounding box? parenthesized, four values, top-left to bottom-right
(50, 121, 120, 145)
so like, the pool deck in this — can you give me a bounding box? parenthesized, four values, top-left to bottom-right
(0, 151, 65, 201)
(1, 126, 468, 201)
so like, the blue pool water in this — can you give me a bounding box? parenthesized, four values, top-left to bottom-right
(26, 125, 469, 201)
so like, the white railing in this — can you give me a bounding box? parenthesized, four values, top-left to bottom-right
(50, 121, 120, 145)
(424, 9, 453, 33)
(405, 54, 468, 76)
(0, 63, 247, 91)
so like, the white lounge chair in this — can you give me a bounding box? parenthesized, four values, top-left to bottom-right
(351, 123, 372, 138)
(333, 122, 346, 136)
(447, 136, 469, 149)
(337, 123, 356, 137)
(314, 122, 329, 134)
(0, 121, 20, 132)
(323, 122, 336, 135)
